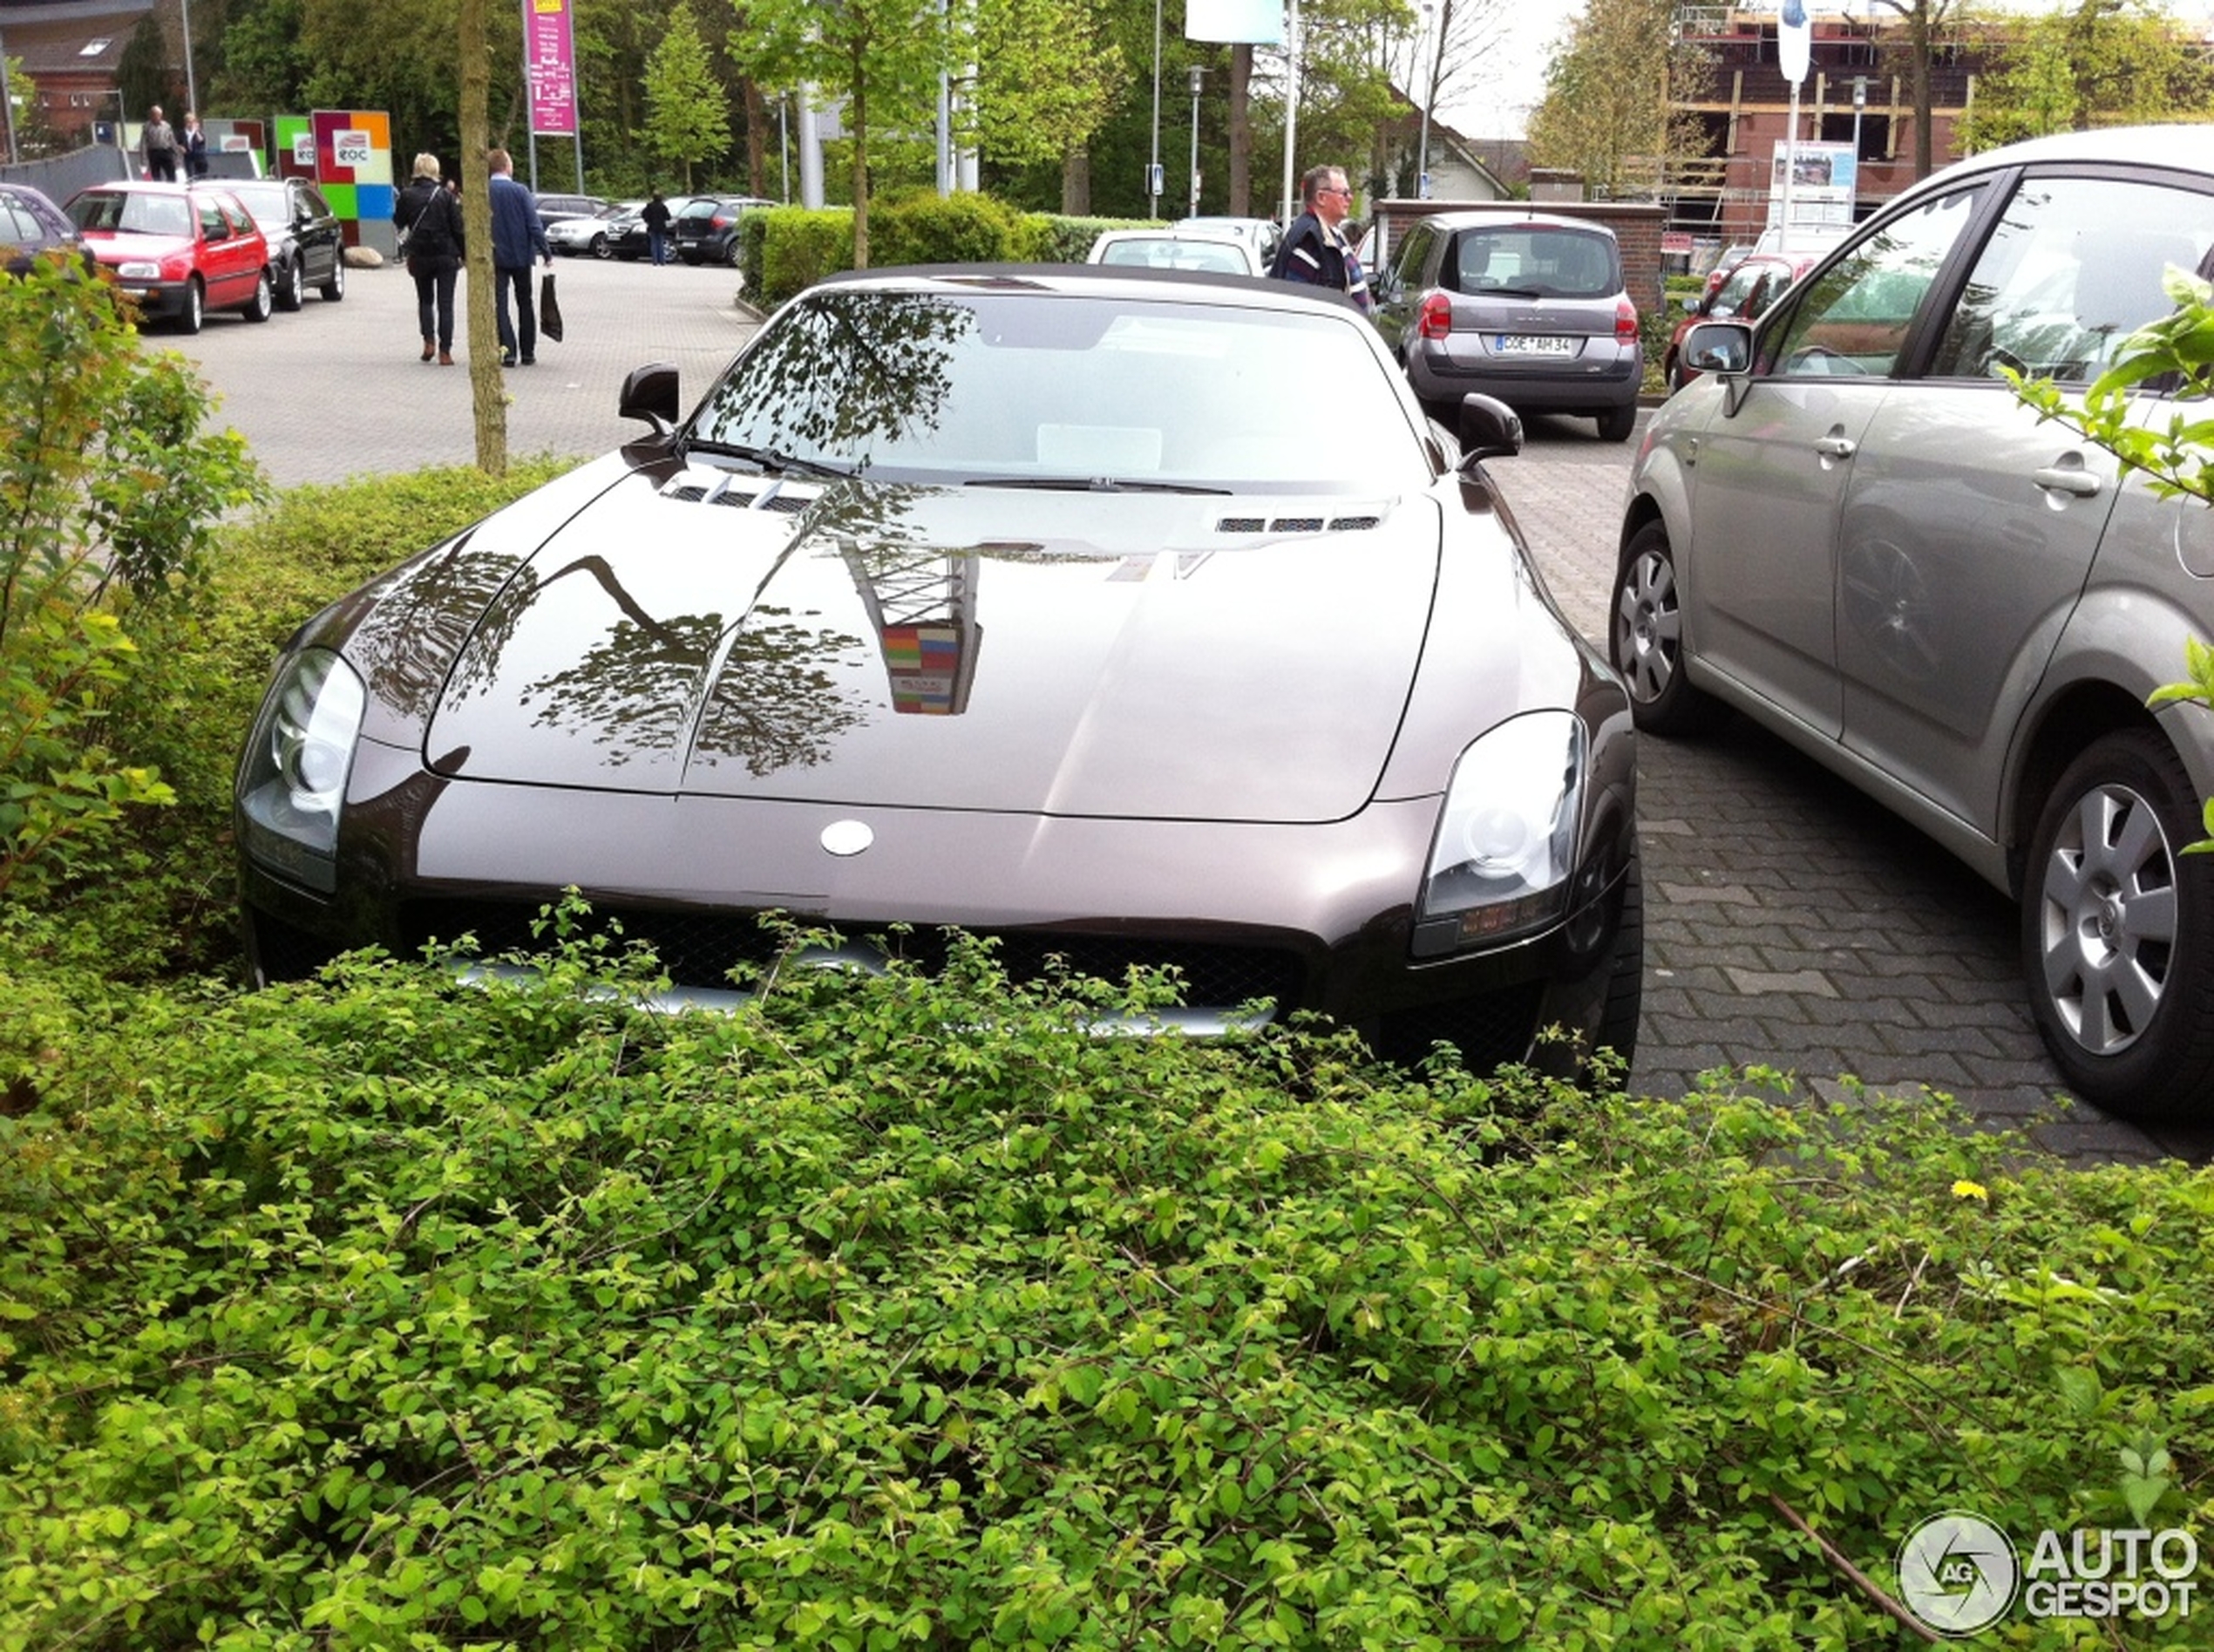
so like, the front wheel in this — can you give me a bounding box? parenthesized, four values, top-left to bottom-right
(275, 255, 304, 311)
(1593, 845, 1643, 1069)
(176, 275, 205, 335)
(1608, 521, 1718, 735)
(590, 233, 611, 259)
(2022, 729, 2214, 1124)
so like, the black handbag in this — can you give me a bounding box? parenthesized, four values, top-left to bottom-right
(540, 271, 564, 343)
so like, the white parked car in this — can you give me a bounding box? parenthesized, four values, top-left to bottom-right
(1086, 228, 1265, 277)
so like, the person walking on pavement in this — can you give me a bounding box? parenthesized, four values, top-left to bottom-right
(140, 105, 179, 181)
(487, 148, 553, 367)
(181, 112, 210, 178)
(396, 153, 465, 365)
(642, 189, 673, 268)
(1269, 164, 1373, 316)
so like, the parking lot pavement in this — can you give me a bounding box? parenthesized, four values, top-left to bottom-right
(1506, 411, 2213, 1168)
(158, 264, 2211, 1166)
(157, 250, 763, 487)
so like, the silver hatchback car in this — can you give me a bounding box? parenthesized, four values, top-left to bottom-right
(1613, 126, 2214, 1124)
(1375, 211, 1643, 441)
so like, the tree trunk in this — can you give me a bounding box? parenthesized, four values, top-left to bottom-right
(851, 51, 870, 269)
(1062, 147, 1091, 215)
(1228, 44, 1251, 216)
(1911, 5, 1934, 179)
(460, 0, 505, 475)
(743, 81, 770, 196)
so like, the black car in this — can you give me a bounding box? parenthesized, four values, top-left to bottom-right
(200, 177, 343, 310)
(608, 196, 703, 262)
(670, 194, 772, 266)
(0, 181, 94, 277)
(235, 266, 1642, 1077)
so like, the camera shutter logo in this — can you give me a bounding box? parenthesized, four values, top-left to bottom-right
(1898, 1512, 2020, 1636)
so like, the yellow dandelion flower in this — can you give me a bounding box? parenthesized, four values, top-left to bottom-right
(1952, 1179, 1989, 1202)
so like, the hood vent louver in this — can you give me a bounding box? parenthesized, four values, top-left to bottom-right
(659, 468, 820, 515)
(1213, 507, 1388, 537)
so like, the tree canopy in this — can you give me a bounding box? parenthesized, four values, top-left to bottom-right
(1958, 0, 2214, 153)
(1525, 0, 1710, 199)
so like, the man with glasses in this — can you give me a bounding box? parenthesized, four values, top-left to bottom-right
(1270, 165, 1373, 316)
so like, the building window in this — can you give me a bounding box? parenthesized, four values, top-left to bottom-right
(1819, 111, 1891, 161)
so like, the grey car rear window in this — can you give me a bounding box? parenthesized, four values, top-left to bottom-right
(1450, 228, 1618, 298)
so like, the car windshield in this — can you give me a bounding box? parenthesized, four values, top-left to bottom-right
(1098, 239, 1249, 275)
(71, 191, 194, 237)
(226, 185, 285, 228)
(1453, 228, 1618, 298)
(689, 288, 1426, 491)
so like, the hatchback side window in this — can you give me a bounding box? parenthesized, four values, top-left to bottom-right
(1763, 184, 1986, 377)
(1927, 175, 2214, 384)
(198, 198, 229, 241)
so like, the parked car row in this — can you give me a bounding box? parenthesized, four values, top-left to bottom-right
(0, 176, 348, 334)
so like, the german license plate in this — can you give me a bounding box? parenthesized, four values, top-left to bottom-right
(1496, 335, 1576, 357)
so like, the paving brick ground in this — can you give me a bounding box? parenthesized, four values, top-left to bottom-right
(1503, 411, 2214, 1168)
(167, 262, 2213, 1166)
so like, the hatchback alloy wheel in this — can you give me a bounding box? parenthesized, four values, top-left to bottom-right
(1609, 523, 1715, 735)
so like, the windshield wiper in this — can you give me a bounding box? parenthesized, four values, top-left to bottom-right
(684, 439, 853, 480)
(964, 476, 1230, 495)
(1472, 284, 1545, 299)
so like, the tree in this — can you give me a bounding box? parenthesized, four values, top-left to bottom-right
(642, 3, 730, 188)
(1525, 0, 1710, 199)
(1865, 0, 1964, 180)
(967, 0, 1124, 173)
(727, 0, 948, 269)
(1958, 0, 2213, 153)
(460, 0, 506, 475)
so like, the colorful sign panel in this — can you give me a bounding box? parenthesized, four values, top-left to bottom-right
(881, 626, 968, 715)
(273, 112, 395, 249)
(1769, 140, 1857, 229)
(526, 0, 580, 138)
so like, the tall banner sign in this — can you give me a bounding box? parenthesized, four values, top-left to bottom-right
(526, 0, 579, 138)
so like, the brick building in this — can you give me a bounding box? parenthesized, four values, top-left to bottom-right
(0, 0, 156, 152)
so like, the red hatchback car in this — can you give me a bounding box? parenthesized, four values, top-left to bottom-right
(65, 180, 272, 334)
(1662, 252, 1816, 392)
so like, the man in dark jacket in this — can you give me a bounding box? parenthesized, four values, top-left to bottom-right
(642, 190, 674, 267)
(487, 148, 553, 366)
(1270, 164, 1373, 316)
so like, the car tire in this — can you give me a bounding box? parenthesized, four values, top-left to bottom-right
(590, 233, 611, 259)
(320, 257, 345, 302)
(1597, 404, 1637, 442)
(242, 268, 274, 323)
(2022, 728, 2214, 1124)
(177, 275, 205, 335)
(1594, 844, 1643, 1068)
(275, 255, 304, 312)
(1609, 521, 1719, 735)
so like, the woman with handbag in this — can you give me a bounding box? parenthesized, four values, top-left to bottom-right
(396, 153, 465, 365)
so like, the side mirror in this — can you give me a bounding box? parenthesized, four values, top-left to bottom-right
(1683, 321, 1752, 377)
(619, 362, 681, 435)
(1456, 392, 1523, 465)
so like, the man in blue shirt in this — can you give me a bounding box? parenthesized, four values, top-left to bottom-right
(487, 148, 553, 366)
(1269, 164, 1373, 316)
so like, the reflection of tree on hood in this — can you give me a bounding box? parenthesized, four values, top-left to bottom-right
(694, 294, 980, 466)
(345, 540, 538, 722)
(513, 551, 869, 775)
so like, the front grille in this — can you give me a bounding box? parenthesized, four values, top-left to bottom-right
(398, 899, 1304, 1010)
(1372, 982, 1545, 1072)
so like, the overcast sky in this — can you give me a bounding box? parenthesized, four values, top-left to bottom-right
(1451, 0, 2214, 139)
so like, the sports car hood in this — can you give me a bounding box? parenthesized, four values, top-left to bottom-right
(418, 471, 1450, 823)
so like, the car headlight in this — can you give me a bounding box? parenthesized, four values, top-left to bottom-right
(115, 261, 161, 280)
(235, 648, 364, 895)
(1413, 710, 1586, 955)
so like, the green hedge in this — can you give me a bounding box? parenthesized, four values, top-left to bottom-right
(740, 201, 1169, 310)
(3, 927, 2210, 1648)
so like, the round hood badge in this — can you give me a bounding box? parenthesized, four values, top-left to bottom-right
(820, 819, 874, 857)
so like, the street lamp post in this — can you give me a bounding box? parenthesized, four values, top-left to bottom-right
(1147, 0, 1162, 217)
(180, 0, 198, 119)
(1187, 66, 1204, 219)
(1415, 2, 1432, 200)
(1851, 76, 1867, 214)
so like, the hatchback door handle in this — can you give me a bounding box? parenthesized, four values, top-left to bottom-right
(2032, 463, 2103, 498)
(1813, 434, 1857, 459)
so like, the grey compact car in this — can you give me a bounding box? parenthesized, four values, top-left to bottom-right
(1375, 211, 1642, 441)
(1613, 125, 2214, 1124)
